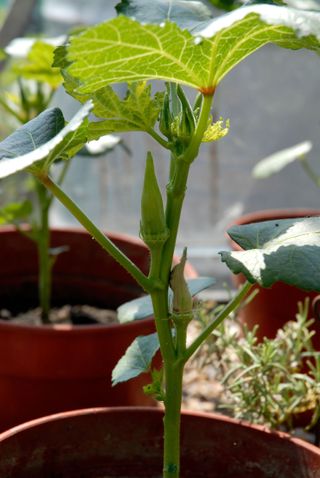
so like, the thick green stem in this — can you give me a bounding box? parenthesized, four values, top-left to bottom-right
(157, 92, 214, 478)
(163, 361, 184, 478)
(35, 173, 154, 294)
(35, 182, 51, 324)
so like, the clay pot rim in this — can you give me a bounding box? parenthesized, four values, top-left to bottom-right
(229, 208, 320, 228)
(1, 406, 319, 456)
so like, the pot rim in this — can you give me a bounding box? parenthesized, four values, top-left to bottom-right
(0, 406, 319, 456)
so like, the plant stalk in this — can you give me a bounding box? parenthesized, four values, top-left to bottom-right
(35, 173, 154, 294)
(35, 181, 51, 324)
(153, 91, 214, 478)
(183, 281, 253, 364)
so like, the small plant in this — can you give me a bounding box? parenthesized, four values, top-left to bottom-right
(0, 38, 121, 323)
(0, 1, 320, 476)
(192, 298, 320, 433)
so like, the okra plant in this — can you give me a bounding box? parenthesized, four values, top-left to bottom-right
(1, 1, 320, 476)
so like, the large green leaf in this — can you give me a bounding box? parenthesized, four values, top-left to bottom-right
(88, 82, 164, 139)
(117, 277, 215, 323)
(112, 332, 159, 385)
(66, 6, 320, 93)
(253, 141, 312, 178)
(116, 0, 213, 31)
(0, 101, 92, 179)
(220, 216, 320, 291)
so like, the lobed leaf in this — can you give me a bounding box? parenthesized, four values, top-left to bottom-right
(65, 6, 320, 94)
(88, 82, 164, 139)
(0, 101, 92, 179)
(112, 332, 159, 385)
(220, 216, 320, 291)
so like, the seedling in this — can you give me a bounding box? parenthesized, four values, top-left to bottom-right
(0, 1, 320, 476)
(0, 39, 121, 322)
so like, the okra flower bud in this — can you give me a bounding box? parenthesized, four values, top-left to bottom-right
(170, 248, 193, 315)
(159, 91, 173, 140)
(140, 152, 169, 247)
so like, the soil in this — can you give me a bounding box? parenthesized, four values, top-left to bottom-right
(0, 304, 118, 326)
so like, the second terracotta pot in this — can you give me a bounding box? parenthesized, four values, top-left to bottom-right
(0, 407, 320, 477)
(0, 227, 196, 432)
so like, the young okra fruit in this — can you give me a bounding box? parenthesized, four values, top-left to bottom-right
(1, 1, 320, 477)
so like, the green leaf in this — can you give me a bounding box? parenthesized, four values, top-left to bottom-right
(220, 216, 320, 291)
(117, 277, 216, 323)
(0, 200, 33, 225)
(65, 6, 320, 93)
(12, 41, 63, 88)
(116, 0, 213, 31)
(253, 141, 313, 178)
(112, 332, 159, 385)
(0, 101, 92, 179)
(88, 82, 164, 139)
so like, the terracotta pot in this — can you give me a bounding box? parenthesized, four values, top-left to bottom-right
(0, 407, 320, 477)
(227, 209, 320, 346)
(0, 227, 197, 432)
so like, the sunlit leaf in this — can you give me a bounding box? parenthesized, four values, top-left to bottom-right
(65, 6, 320, 94)
(253, 141, 313, 178)
(220, 217, 320, 291)
(0, 101, 92, 179)
(112, 332, 159, 385)
(117, 277, 216, 323)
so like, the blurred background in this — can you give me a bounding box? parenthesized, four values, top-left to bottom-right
(0, 0, 319, 289)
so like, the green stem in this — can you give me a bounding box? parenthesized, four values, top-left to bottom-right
(163, 361, 184, 478)
(35, 173, 154, 293)
(35, 181, 51, 324)
(148, 128, 170, 149)
(158, 92, 214, 478)
(300, 159, 320, 188)
(182, 281, 253, 364)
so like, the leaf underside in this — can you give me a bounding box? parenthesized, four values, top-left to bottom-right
(0, 102, 92, 179)
(220, 216, 320, 291)
(66, 6, 320, 94)
(112, 332, 159, 385)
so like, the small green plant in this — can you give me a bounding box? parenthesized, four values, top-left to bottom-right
(194, 298, 320, 433)
(0, 1, 320, 476)
(0, 38, 64, 323)
(0, 38, 121, 323)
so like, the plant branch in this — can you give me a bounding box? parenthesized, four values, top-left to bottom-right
(35, 173, 155, 293)
(147, 128, 170, 149)
(182, 281, 253, 364)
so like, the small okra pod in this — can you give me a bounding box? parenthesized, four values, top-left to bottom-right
(140, 152, 169, 247)
(170, 247, 193, 315)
